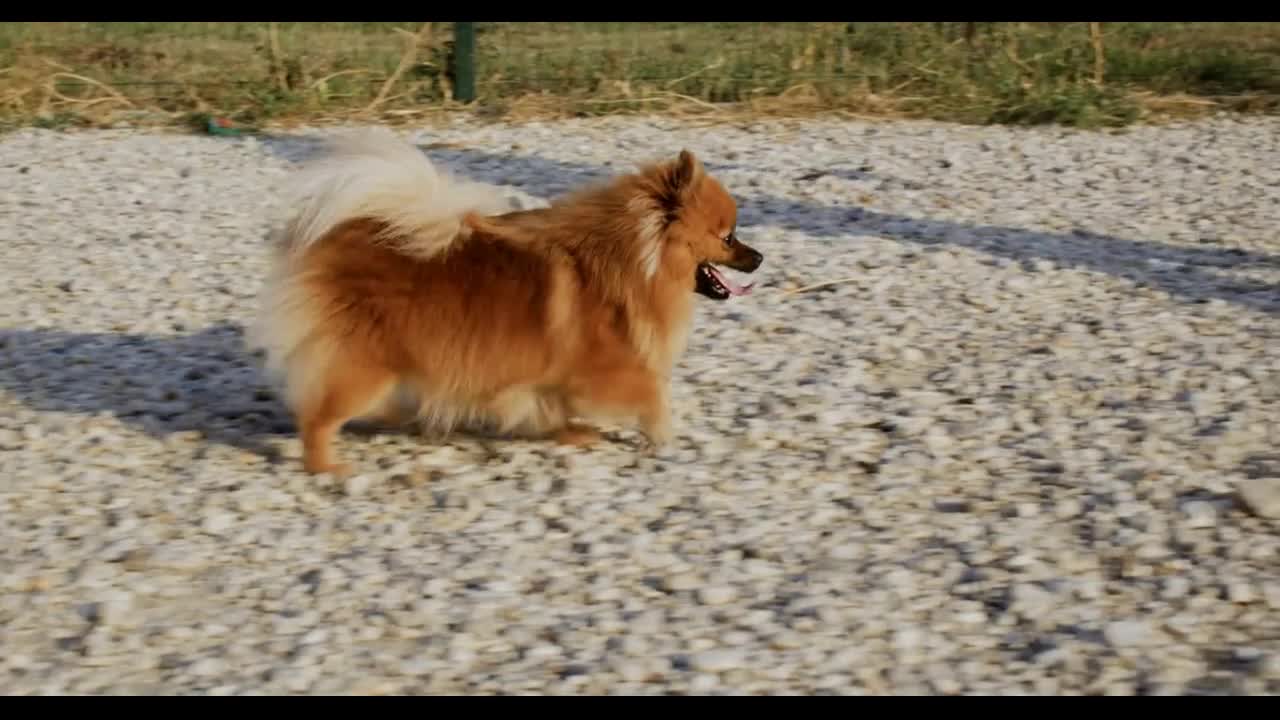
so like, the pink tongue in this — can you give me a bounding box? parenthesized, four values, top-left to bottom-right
(707, 265, 754, 296)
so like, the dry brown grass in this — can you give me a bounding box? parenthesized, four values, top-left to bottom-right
(2, 22, 1278, 132)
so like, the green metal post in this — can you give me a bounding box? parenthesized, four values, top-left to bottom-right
(453, 22, 476, 103)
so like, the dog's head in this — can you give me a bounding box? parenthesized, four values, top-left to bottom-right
(634, 150, 763, 300)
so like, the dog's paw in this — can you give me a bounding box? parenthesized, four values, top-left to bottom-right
(305, 461, 354, 479)
(637, 437, 682, 463)
(638, 417, 674, 455)
(554, 424, 602, 447)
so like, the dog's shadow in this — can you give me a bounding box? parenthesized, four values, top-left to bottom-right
(0, 322, 304, 459)
(0, 322, 630, 464)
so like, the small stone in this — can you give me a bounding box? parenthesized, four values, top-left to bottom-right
(697, 585, 737, 606)
(343, 474, 374, 497)
(119, 548, 151, 572)
(1227, 581, 1256, 604)
(352, 680, 399, 696)
(926, 664, 963, 694)
(75, 602, 101, 624)
(1163, 614, 1199, 639)
(23, 576, 51, 592)
(1055, 498, 1083, 519)
(1007, 553, 1036, 569)
(894, 627, 924, 653)
(1262, 654, 1280, 680)
(300, 629, 328, 645)
(1103, 620, 1151, 648)
(558, 663, 589, 679)
(828, 544, 860, 561)
(689, 673, 719, 692)
(280, 667, 317, 692)
(392, 471, 428, 489)
(1181, 500, 1217, 528)
(743, 559, 780, 577)
(901, 346, 927, 365)
(400, 657, 433, 676)
(933, 499, 971, 513)
(99, 590, 134, 626)
(1075, 578, 1104, 600)
(201, 510, 236, 535)
(664, 572, 701, 592)
(690, 649, 743, 673)
(1237, 478, 1280, 519)
(1262, 582, 1280, 610)
(448, 645, 476, 668)
(762, 627, 803, 650)
(189, 657, 226, 678)
(1012, 583, 1054, 616)
(1134, 543, 1166, 561)
(526, 644, 561, 660)
(1161, 576, 1191, 600)
(615, 659, 650, 683)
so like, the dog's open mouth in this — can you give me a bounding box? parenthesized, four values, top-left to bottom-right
(695, 262, 754, 300)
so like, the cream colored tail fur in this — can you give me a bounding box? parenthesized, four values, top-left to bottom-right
(248, 129, 512, 410)
(277, 128, 514, 258)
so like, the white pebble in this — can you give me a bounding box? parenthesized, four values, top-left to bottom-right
(343, 474, 374, 497)
(201, 510, 236, 536)
(1238, 478, 1280, 519)
(1104, 620, 1152, 648)
(691, 649, 745, 673)
(1181, 501, 1217, 528)
(698, 585, 738, 606)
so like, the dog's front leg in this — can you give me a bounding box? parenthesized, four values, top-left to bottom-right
(566, 366, 672, 451)
(638, 382, 673, 450)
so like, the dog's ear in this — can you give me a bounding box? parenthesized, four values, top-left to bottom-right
(670, 149, 704, 194)
(652, 149, 705, 212)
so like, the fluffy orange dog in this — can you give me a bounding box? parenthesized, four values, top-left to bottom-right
(249, 130, 763, 475)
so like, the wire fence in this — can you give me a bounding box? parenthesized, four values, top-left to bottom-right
(2, 23, 1278, 127)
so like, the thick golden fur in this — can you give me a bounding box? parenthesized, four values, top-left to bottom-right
(249, 129, 760, 475)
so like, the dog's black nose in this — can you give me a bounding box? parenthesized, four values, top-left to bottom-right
(746, 249, 763, 271)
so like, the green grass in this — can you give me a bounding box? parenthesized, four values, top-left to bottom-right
(2, 22, 1278, 130)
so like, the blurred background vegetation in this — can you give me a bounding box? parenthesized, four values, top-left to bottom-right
(2, 22, 1278, 131)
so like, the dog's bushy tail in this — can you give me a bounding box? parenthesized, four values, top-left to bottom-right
(249, 130, 512, 407)
(276, 128, 513, 260)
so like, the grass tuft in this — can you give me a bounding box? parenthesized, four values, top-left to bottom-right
(1, 22, 1277, 131)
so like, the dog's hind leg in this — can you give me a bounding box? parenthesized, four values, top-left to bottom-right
(295, 361, 397, 476)
(487, 386, 599, 445)
(361, 381, 422, 428)
(481, 386, 601, 446)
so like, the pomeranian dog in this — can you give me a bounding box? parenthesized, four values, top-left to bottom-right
(248, 130, 763, 475)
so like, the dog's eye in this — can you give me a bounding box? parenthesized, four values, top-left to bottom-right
(723, 232, 736, 247)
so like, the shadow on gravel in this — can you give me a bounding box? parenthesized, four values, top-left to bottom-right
(742, 196, 1280, 317)
(0, 322, 534, 462)
(259, 136, 1279, 317)
(0, 322, 295, 460)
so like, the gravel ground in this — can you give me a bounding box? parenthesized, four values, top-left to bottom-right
(2, 114, 1279, 695)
